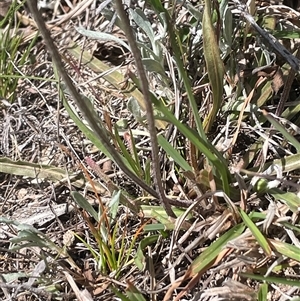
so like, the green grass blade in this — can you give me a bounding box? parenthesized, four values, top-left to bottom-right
(157, 135, 192, 171)
(134, 234, 159, 270)
(188, 224, 245, 275)
(71, 192, 99, 222)
(129, 128, 143, 175)
(126, 282, 147, 301)
(152, 96, 230, 194)
(114, 125, 140, 176)
(111, 287, 132, 301)
(241, 273, 300, 287)
(156, 6, 207, 141)
(144, 159, 151, 185)
(262, 110, 300, 152)
(239, 209, 272, 256)
(269, 188, 300, 213)
(258, 283, 268, 301)
(61, 90, 135, 173)
(202, 0, 224, 132)
(268, 239, 300, 262)
(0, 157, 106, 194)
(260, 153, 300, 174)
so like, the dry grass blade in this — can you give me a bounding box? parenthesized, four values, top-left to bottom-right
(63, 271, 93, 301)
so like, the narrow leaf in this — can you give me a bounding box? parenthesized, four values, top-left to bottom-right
(202, 0, 224, 132)
(241, 273, 300, 287)
(134, 235, 159, 270)
(262, 110, 300, 152)
(239, 209, 272, 256)
(71, 191, 99, 222)
(269, 188, 300, 213)
(187, 224, 245, 276)
(157, 135, 192, 171)
(0, 157, 106, 194)
(258, 283, 268, 301)
(76, 26, 130, 50)
(268, 239, 300, 262)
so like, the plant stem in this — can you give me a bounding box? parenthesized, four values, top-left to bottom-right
(114, 0, 175, 217)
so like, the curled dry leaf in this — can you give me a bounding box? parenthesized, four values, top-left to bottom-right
(271, 66, 284, 94)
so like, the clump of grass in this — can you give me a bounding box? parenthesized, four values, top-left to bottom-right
(0, 0, 36, 102)
(1, 0, 300, 300)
